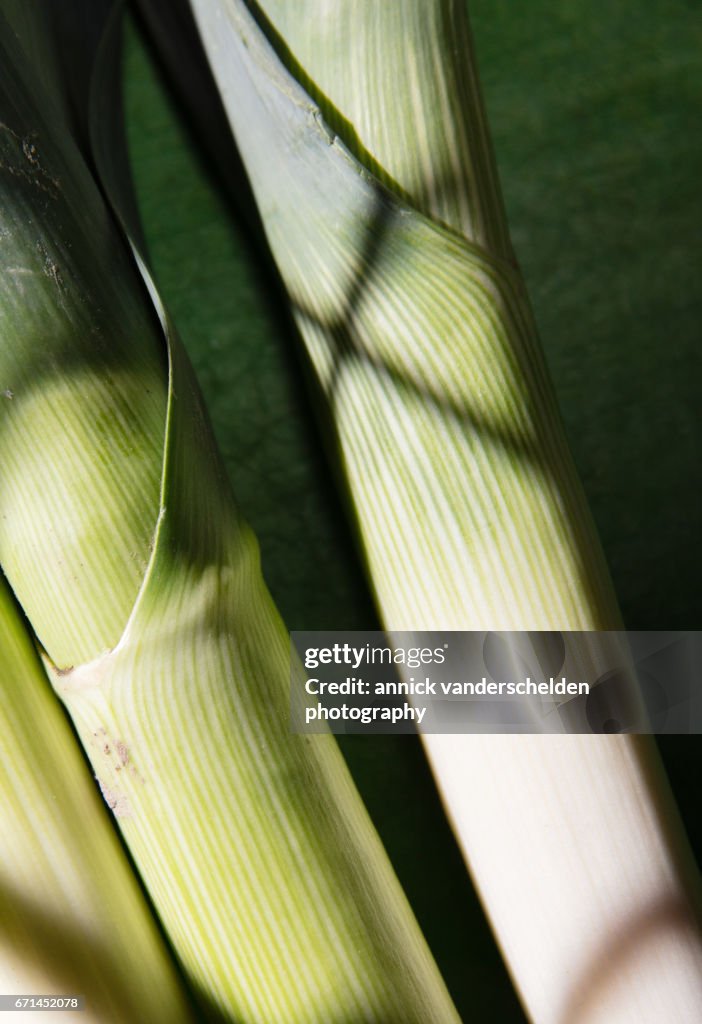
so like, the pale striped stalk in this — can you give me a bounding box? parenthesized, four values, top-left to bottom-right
(0, 4, 460, 1022)
(0, 573, 194, 1022)
(186, 1, 702, 1020)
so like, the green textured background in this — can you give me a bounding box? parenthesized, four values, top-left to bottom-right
(124, 2, 700, 1019)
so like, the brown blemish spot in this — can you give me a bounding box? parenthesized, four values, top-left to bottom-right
(97, 780, 132, 819)
(116, 741, 129, 766)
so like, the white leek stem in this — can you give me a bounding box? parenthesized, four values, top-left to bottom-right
(187, 1, 702, 1020)
(426, 735, 702, 1022)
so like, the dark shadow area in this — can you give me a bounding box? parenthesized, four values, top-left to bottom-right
(128, 0, 381, 630)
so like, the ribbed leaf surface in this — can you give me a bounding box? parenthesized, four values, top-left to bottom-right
(190, 0, 620, 633)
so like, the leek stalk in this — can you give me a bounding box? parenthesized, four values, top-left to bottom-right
(183, 1, 702, 1020)
(0, 3, 461, 1021)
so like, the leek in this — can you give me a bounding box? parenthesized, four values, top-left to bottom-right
(178, 0, 702, 1020)
(0, 3, 460, 1021)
